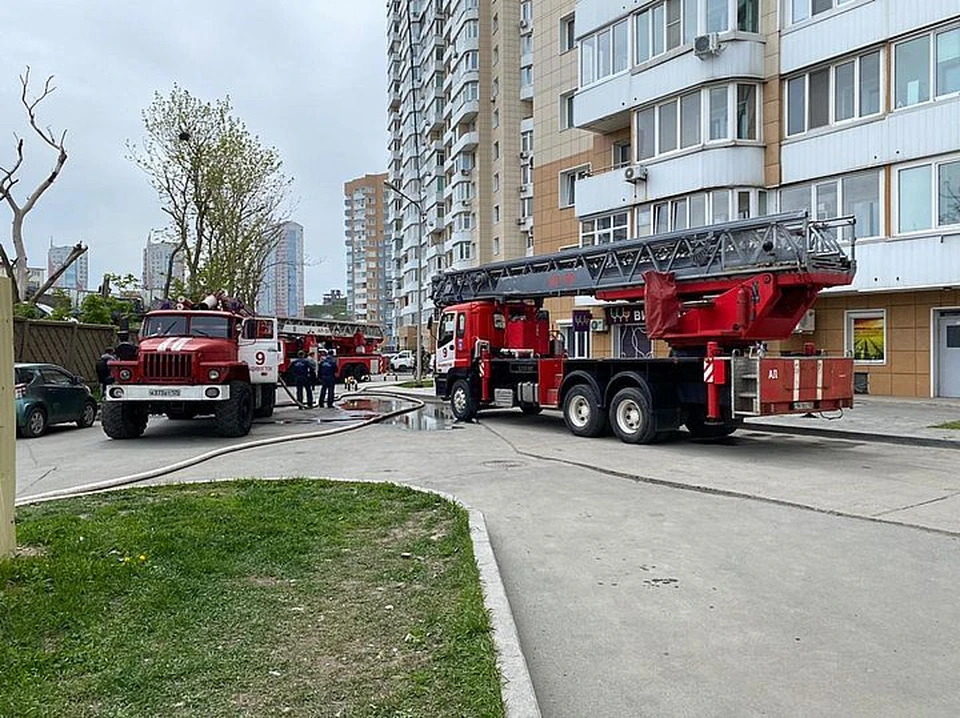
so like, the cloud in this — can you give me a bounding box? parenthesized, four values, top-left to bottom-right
(0, 0, 389, 304)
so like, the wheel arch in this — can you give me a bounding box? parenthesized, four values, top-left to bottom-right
(604, 371, 652, 407)
(559, 371, 604, 408)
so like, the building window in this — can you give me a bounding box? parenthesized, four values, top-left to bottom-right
(560, 13, 576, 53)
(493, 205, 501, 223)
(560, 166, 589, 208)
(521, 33, 533, 56)
(520, 196, 533, 217)
(521, 129, 533, 152)
(636, 1, 689, 64)
(846, 310, 886, 364)
(789, 0, 851, 25)
(463, 19, 479, 39)
(709, 86, 729, 139)
(521, 65, 533, 88)
(613, 141, 632, 168)
(492, 13, 498, 34)
(895, 27, 960, 109)
(581, 18, 629, 85)
(736, 84, 757, 139)
(493, 237, 500, 255)
(560, 323, 592, 359)
(492, 108, 500, 128)
(737, 0, 759, 33)
(938, 28, 960, 97)
(493, 141, 500, 160)
(896, 157, 960, 233)
(706, 0, 728, 33)
(580, 211, 629, 245)
(493, 173, 500, 192)
(560, 91, 576, 129)
(780, 169, 881, 238)
(784, 50, 882, 136)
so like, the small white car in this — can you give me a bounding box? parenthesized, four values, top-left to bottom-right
(390, 350, 414, 372)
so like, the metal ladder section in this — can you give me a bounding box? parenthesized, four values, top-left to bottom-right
(277, 316, 384, 340)
(731, 356, 761, 417)
(431, 211, 855, 308)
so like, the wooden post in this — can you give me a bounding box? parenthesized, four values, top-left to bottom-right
(0, 276, 16, 556)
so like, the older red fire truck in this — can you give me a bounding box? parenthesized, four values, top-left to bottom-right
(102, 309, 385, 439)
(430, 211, 856, 443)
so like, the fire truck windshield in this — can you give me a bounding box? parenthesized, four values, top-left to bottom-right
(142, 314, 232, 339)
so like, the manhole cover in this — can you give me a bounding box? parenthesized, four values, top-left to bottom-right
(480, 460, 526, 470)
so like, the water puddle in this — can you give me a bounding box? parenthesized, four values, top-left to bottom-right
(265, 396, 456, 431)
(379, 401, 456, 431)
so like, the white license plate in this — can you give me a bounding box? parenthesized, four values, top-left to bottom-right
(149, 388, 181, 397)
(793, 401, 814, 411)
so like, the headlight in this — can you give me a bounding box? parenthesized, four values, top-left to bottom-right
(208, 369, 221, 381)
(119, 369, 132, 381)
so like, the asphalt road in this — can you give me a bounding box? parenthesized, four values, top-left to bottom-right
(13, 404, 960, 716)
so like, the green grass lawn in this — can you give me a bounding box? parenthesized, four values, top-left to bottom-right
(1, 480, 503, 717)
(931, 421, 960, 430)
(397, 378, 435, 389)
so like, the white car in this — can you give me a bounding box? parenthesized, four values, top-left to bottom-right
(390, 350, 415, 372)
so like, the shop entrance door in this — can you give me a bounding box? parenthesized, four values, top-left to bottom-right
(936, 310, 960, 398)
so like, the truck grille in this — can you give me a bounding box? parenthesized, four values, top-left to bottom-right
(142, 352, 193, 380)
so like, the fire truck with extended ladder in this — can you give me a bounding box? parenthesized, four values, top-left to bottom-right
(102, 309, 385, 440)
(430, 211, 857, 444)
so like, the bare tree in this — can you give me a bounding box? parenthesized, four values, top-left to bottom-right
(0, 67, 69, 302)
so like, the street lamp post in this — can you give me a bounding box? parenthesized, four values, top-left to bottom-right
(385, 180, 425, 386)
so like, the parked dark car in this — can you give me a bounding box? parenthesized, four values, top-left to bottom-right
(14, 363, 98, 438)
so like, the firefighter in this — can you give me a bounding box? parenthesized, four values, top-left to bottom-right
(318, 350, 338, 409)
(290, 350, 316, 409)
(96, 346, 116, 398)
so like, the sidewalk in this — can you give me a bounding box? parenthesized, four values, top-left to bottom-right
(747, 395, 960, 447)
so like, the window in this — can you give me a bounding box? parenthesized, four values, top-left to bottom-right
(737, 0, 759, 33)
(680, 91, 701, 148)
(789, 0, 851, 25)
(636, 107, 655, 160)
(780, 170, 881, 238)
(706, 0, 728, 33)
(581, 212, 629, 245)
(463, 19, 479, 39)
(938, 28, 960, 96)
(736, 84, 757, 139)
(635, 1, 690, 64)
(493, 141, 500, 160)
(560, 13, 576, 53)
(613, 141, 632, 168)
(785, 50, 883, 136)
(492, 108, 500, 128)
(895, 36, 930, 108)
(637, 189, 764, 235)
(492, 77, 499, 99)
(521, 33, 533, 55)
(493, 237, 501, 255)
(41, 367, 74, 386)
(493, 173, 500, 192)
(520, 196, 533, 217)
(711, 189, 730, 223)
(560, 91, 575, 129)
(581, 19, 629, 84)
(521, 130, 533, 152)
(939, 160, 960, 226)
(560, 166, 588, 207)
(658, 100, 678, 153)
(520, 66, 533, 88)
(492, 13, 498, 33)
(846, 310, 886, 364)
(896, 157, 960, 233)
(493, 205, 501, 222)
(709, 86, 728, 140)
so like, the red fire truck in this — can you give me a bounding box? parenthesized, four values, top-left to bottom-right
(430, 211, 856, 443)
(275, 316, 385, 383)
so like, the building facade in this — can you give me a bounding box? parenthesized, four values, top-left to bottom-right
(344, 173, 395, 348)
(387, 0, 534, 351)
(257, 221, 304, 318)
(141, 237, 185, 301)
(47, 241, 88, 293)
(532, 0, 960, 397)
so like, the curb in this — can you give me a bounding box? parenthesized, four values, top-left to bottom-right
(745, 422, 960, 450)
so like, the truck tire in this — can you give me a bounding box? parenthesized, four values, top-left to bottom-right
(102, 402, 148, 439)
(215, 381, 254, 437)
(562, 384, 606, 438)
(450, 379, 477, 422)
(254, 383, 276, 418)
(354, 364, 370, 382)
(608, 386, 657, 444)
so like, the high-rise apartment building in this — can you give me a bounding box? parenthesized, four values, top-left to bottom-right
(142, 237, 185, 300)
(387, 0, 534, 351)
(344, 173, 395, 347)
(257, 221, 304, 318)
(47, 241, 88, 293)
(533, 0, 960, 397)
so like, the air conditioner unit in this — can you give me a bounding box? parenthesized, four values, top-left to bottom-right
(517, 217, 526, 225)
(462, 198, 472, 206)
(520, 151, 531, 160)
(794, 309, 816, 333)
(694, 33, 722, 58)
(460, 168, 471, 176)
(519, 19, 530, 29)
(589, 318, 608, 333)
(623, 164, 647, 183)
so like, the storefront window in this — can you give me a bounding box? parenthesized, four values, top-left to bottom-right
(846, 310, 886, 364)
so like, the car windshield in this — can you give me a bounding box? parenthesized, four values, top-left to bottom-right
(142, 314, 231, 339)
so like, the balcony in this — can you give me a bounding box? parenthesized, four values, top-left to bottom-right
(836, 234, 960, 293)
(520, 83, 533, 102)
(450, 129, 478, 156)
(574, 37, 764, 133)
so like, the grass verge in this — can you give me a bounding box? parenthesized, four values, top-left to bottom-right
(397, 378, 435, 389)
(931, 421, 960, 430)
(1, 480, 503, 717)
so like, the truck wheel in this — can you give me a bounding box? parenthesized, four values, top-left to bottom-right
(214, 381, 254, 437)
(253, 384, 277, 418)
(101, 402, 148, 439)
(354, 364, 370, 382)
(609, 387, 657, 444)
(450, 379, 477, 422)
(562, 384, 606, 438)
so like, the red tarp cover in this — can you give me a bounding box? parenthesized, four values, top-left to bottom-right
(643, 270, 680, 337)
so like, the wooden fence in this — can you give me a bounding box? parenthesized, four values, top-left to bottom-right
(12, 318, 117, 384)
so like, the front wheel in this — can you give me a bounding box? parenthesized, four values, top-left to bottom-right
(214, 381, 254, 437)
(608, 387, 657, 444)
(101, 402, 148, 439)
(77, 400, 98, 428)
(450, 379, 477, 422)
(562, 384, 606, 438)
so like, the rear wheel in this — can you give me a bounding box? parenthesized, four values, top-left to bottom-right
(608, 386, 657, 444)
(214, 381, 254, 437)
(562, 384, 606, 438)
(253, 384, 277, 418)
(77, 400, 98, 428)
(450, 379, 477, 422)
(354, 364, 370, 382)
(102, 402, 148, 439)
(22, 406, 47, 438)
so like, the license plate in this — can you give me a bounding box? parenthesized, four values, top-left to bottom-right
(793, 401, 814, 411)
(149, 388, 181, 397)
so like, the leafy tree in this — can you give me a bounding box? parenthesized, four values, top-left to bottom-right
(129, 86, 291, 307)
(78, 293, 135, 326)
(12, 302, 41, 319)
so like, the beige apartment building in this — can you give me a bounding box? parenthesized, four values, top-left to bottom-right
(344, 173, 395, 347)
(387, 0, 534, 351)
(531, 0, 960, 397)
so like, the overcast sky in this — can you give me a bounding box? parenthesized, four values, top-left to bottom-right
(0, 1, 388, 304)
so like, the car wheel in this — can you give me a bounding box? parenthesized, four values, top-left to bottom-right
(77, 400, 98, 428)
(23, 406, 47, 438)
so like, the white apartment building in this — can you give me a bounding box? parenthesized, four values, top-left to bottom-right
(47, 241, 88, 293)
(536, 0, 959, 397)
(344, 173, 395, 348)
(387, 0, 533, 351)
(257, 221, 304, 318)
(142, 238, 185, 301)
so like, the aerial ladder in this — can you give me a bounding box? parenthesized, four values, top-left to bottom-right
(275, 316, 386, 381)
(429, 211, 857, 443)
